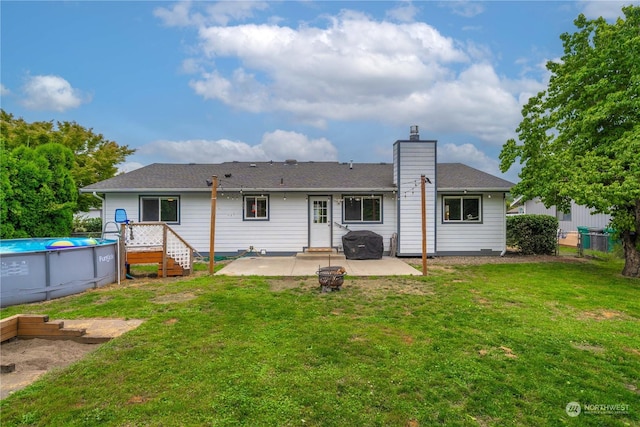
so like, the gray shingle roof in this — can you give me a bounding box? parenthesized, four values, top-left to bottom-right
(437, 163, 515, 191)
(81, 161, 513, 193)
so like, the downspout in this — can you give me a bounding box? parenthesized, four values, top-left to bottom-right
(501, 192, 507, 257)
(92, 192, 106, 226)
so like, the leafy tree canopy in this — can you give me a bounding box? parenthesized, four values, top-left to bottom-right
(0, 143, 77, 238)
(0, 109, 135, 211)
(500, 6, 640, 276)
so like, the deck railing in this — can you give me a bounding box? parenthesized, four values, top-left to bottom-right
(121, 222, 194, 276)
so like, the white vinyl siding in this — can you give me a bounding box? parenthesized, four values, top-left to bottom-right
(436, 193, 506, 254)
(214, 193, 308, 254)
(394, 141, 436, 255)
(103, 191, 399, 254)
(332, 194, 397, 253)
(524, 198, 611, 232)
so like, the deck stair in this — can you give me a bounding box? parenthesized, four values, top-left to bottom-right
(122, 222, 194, 278)
(0, 314, 86, 343)
(126, 250, 185, 277)
(296, 248, 346, 261)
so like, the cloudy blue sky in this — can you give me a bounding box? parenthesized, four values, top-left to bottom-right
(1, 1, 636, 182)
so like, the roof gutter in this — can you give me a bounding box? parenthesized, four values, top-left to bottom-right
(437, 188, 512, 193)
(81, 187, 398, 193)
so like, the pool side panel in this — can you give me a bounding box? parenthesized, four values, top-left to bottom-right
(0, 241, 117, 308)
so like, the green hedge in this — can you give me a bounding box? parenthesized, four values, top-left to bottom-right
(507, 214, 558, 255)
(73, 216, 103, 233)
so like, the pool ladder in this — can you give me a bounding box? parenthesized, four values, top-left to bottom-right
(102, 221, 121, 239)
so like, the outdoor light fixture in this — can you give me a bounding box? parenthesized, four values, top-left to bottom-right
(206, 178, 213, 187)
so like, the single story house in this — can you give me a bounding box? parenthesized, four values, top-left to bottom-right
(81, 130, 514, 257)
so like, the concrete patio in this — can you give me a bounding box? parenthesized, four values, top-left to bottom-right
(215, 254, 421, 276)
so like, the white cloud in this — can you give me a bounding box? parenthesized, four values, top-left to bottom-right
(579, 0, 639, 19)
(259, 130, 337, 160)
(20, 75, 88, 112)
(154, 0, 269, 27)
(203, 1, 269, 26)
(0, 84, 10, 96)
(135, 130, 338, 164)
(439, 142, 501, 176)
(162, 5, 546, 147)
(386, 1, 419, 23)
(154, 1, 201, 27)
(442, 1, 485, 18)
(118, 162, 145, 174)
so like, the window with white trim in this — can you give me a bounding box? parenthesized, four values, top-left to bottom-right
(343, 195, 382, 223)
(244, 195, 269, 220)
(140, 196, 179, 223)
(443, 196, 481, 222)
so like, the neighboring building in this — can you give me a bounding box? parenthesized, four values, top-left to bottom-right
(524, 198, 612, 232)
(81, 130, 514, 257)
(74, 207, 102, 220)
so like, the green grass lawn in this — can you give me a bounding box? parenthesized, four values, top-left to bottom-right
(1, 256, 638, 426)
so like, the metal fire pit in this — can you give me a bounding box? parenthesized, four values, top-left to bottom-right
(317, 266, 346, 292)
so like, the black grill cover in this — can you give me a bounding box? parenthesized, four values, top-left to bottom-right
(342, 230, 384, 260)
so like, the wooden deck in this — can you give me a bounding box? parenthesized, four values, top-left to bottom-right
(126, 250, 187, 277)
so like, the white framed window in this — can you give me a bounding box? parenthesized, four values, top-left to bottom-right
(443, 196, 481, 223)
(140, 196, 179, 223)
(343, 195, 382, 223)
(244, 195, 269, 220)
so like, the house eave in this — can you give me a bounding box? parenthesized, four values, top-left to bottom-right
(81, 187, 398, 193)
(437, 188, 511, 193)
(80, 188, 207, 193)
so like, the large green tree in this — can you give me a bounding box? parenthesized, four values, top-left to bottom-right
(500, 6, 640, 277)
(0, 143, 77, 238)
(0, 110, 135, 212)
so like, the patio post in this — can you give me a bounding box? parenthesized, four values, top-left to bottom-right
(421, 174, 427, 276)
(209, 175, 218, 275)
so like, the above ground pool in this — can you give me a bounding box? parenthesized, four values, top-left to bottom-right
(0, 237, 119, 307)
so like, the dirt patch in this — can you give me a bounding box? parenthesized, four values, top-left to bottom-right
(571, 342, 606, 353)
(268, 277, 434, 295)
(426, 253, 588, 266)
(478, 346, 518, 359)
(578, 309, 630, 321)
(151, 292, 198, 304)
(0, 318, 143, 400)
(1, 338, 98, 399)
(625, 347, 640, 357)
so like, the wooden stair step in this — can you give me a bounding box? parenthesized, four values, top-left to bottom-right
(1, 314, 87, 342)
